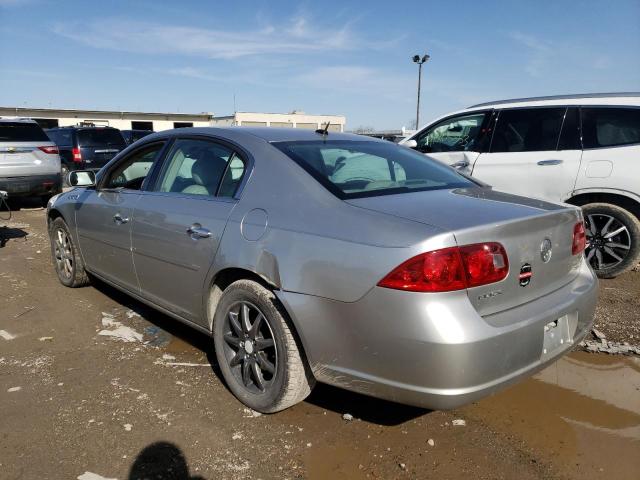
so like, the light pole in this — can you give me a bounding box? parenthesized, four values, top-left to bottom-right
(412, 54, 430, 130)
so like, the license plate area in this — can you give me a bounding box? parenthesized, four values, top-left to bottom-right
(541, 314, 572, 359)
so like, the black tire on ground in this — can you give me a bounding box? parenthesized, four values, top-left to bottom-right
(582, 203, 640, 278)
(213, 279, 315, 413)
(48, 217, 90, 287)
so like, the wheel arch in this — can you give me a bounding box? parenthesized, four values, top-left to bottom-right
(205, 266, 314, 375)
(566, 191, 640, 220)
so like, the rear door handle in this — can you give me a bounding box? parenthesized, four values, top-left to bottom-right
(113, 213, 129, 225)
(537, 160, 563, 166)
(187, 223, 211, 239)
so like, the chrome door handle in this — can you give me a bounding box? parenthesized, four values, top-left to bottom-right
(113, 213, 129, 225)
(537, 160, 563, 166)
(187, 224, 211, 239)
(451, 160, 470, 169)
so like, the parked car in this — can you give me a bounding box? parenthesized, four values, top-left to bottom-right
(46, 125, 126, 184)
(121, 129, 154, 146)
(0, 118, 62, 203)
(401, 93, 640, 278)
(46, 127, 597, 413)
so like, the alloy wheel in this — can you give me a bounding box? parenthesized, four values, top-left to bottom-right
(222, 301, 277, 394)
(54, 228, 73, 279)
(584, 214, 631, 270)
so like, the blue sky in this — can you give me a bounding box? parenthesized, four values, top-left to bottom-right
(0, 0, 638, 129)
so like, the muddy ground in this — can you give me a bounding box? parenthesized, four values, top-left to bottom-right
(1, 203, 639, 480)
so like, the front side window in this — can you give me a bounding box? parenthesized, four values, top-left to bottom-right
(274, 140, 473, 199)
(156, 138, 245, 197)
(104, 143, 165, 190)
(582, 107, 640, 149)
(414, 112, 488, 153)
(490, 108, 565, 153)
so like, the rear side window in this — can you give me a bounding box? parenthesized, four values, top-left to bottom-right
(490, 108, 565, 152)
(46, 129, 73, 146)
(0, 122, 49, 142)
(274, 140, 473, 199)
(156, 138, 245, 197)
(582, 107, 640, 149)
(78, 129, 126, 148)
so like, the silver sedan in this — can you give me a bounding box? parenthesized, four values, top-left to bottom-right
(46, 127, 598, 413)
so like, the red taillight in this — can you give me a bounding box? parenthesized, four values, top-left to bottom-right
(378, 243, 509, 293)
(72, 147, 82, 163)
(38, 146, 59, 154)
(572, 222, 586, 255)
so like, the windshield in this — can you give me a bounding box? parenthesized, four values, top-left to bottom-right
(0, 122, 49, 142)
(78, 129, 126, 148)
(274, 140, 473, 199)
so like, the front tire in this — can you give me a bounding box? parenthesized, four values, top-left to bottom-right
(49, 217, 90, 287)
(582, 203, 640, 278)
(213, 280, 315, 413)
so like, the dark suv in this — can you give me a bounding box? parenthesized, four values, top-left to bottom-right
(46, 125, 126, 183)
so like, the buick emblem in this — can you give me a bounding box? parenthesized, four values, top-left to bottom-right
(519, 264, 532, 287)
(540, 238, 553, 263)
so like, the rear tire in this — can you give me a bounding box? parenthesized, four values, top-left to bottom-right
(213, 280, 315, 413)
(48, 217, 90, 287)
(582, 203, 640, 278)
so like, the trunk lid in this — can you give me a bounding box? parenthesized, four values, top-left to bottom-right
(347, 188, 584, 317)
(78, 128, 126, 168)
(0, 141, 61, 176)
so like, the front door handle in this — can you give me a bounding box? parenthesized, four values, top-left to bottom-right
(537, 159, 563, 166)
(113, 213, 129, 225)
(187, 223, 211, 239)
(451, 160, 470, 169)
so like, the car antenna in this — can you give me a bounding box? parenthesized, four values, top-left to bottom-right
(315, 122, 330, 136)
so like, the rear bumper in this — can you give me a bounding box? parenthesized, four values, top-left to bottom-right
(0, 173, 62, 197)
(277, 260, 598, 409)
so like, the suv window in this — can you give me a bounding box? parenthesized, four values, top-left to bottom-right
(104, 143, 165, 190)
(274, 140, 473, 199)
(414, 112, 488, 153)
(46, 129, 73, 146)
(0, 122, 49, 142)
(490, 108, 565, 152)
(78, 129, 126, 148)
(582, 107, 640, 149)
(156, 138, 244, 197)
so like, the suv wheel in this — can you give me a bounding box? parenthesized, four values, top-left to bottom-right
(213, 280, 315, 413)
(582, 203, 640, 278)
(49, 217, 90, 287)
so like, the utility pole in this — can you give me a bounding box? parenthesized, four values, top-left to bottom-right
(412, 54, 430, 129)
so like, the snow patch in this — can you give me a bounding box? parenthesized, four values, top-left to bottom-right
(0, 330, 16, 341)
(98, 325, 143, 343)
(7, 386, 22, 392)
(77, 472, 117, 480)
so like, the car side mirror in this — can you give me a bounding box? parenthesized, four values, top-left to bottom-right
(403, 139, 417, 149)
(68, 170, 96, 187)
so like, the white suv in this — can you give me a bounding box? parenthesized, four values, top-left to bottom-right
(402, 93, 640, 278)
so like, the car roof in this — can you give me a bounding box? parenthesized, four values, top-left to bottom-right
(468, 92, 640, 109)
(149, 126, 378, 144)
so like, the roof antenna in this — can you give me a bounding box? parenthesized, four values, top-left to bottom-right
(316, 122, 330, 136)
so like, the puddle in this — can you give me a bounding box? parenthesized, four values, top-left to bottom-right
(464, 351, 640, 480)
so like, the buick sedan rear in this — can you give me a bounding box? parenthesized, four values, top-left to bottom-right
(46, 127, 597, 413)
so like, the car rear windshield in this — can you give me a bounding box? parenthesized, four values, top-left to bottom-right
(274, 140, 474, 199)
(0, 122, 49, 142)
(78, 129, 126, 148)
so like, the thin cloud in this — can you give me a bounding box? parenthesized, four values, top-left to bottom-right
(52, 16, 363, 59)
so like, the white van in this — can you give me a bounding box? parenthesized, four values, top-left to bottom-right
(402, 93, 640, 278)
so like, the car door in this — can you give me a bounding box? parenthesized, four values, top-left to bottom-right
(471, 107, 583, 203)
(74, 141, 168, 292)
(131, 137, 248, 326)
(410, 111, 491, 175)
